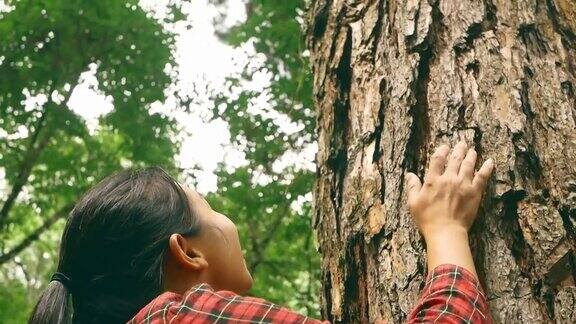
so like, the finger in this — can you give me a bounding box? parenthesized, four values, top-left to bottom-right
(445, 140, 468, 175)
(405, 172, 422, 205)
(472, 158, 495, 190)
(458, 148, 477, 182)
(425, 144, 450, 181)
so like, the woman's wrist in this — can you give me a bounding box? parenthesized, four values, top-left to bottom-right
(422, 225, 469, 245)
(423, 226, 478, 279)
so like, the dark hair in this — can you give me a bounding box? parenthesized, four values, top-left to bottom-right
(28, 167, 201, 324)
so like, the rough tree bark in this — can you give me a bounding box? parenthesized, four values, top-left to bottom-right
(307, 0, 576, 322)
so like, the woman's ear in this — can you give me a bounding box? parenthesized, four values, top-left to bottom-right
(167, 233, 209, 271)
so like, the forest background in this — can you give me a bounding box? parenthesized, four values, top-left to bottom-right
(0, 1, 322, 322)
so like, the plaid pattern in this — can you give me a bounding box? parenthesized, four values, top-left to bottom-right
(408, 264, 492, 323)
(130, 264, 490, 323)
(129, 284, 326, 323)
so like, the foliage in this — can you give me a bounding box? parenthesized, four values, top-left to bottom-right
(0, 0, 180, 317)
(0, 279, 29, 324)
(0, 0, 320, 319)
(209, 0, 320, 315)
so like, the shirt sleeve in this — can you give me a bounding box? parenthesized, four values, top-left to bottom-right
(407, 264, 492, 323)
(129, 283, 327, 324)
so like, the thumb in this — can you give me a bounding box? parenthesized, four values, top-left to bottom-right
(405, 172, 422, 204)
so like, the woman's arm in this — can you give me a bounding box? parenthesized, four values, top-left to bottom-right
(405, 141, 494, 323)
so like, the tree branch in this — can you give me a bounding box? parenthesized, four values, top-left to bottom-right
(247, 204, 290, 273)
(0, 90, 73, 228)
(0, 203, 73, 266)
(0, 111, 51, 228)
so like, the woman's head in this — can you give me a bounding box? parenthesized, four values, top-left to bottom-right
(29, 167, 252, 324)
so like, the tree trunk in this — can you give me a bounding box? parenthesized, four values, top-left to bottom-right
(307, 0, 576, 322)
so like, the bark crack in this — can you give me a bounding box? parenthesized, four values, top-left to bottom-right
(342, 236, 370, 323)
(558, 207, 576, 282)
(328, 27, 353, 237)
(404, 0, 443, 175)
(321, 270, 334, 321)
(372, 79, 387, 163)
(545, 0, 576, 48)
(518, 24, 550, 59)
(311, 0, 332, 44)
(515, 80, 543, 185)
(404, 37, 433, 176)
(373, 78, 389, 215)
(454, 0, 498, 55)
(370, 0, 386, 64)
(500, 189, 535, 277)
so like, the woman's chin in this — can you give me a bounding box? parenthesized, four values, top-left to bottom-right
(247, 273, 254, 288)
(240, 260, 254, 291)
(239, 272, 254, 294)
(231, 268, 252, 295)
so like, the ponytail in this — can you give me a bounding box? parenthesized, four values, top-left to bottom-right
(28, 280, 72, 324)
(27, 167, 200, 322)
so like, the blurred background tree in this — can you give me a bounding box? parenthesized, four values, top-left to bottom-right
(208, 0, 319, 313)
(0, 1, 180, 322)
(0, 0, 319, 322)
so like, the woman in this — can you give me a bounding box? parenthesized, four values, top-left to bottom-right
(29, 141, 493, 323)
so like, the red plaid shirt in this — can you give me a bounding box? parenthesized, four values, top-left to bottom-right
(408, 264, 491, 323)
(129, 264, 491, 323)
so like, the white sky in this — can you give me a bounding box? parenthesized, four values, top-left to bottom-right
(70, 0, 252, 193)
(1, 0, 316, 195)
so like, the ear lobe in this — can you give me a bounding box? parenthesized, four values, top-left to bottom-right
(168, 234, 209, 271)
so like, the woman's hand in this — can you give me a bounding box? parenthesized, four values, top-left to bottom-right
(404, 141, 494, 277)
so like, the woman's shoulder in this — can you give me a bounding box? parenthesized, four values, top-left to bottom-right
(128, 283, 325, 323)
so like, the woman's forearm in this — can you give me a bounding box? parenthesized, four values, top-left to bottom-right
(424, 226, 477, 279)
